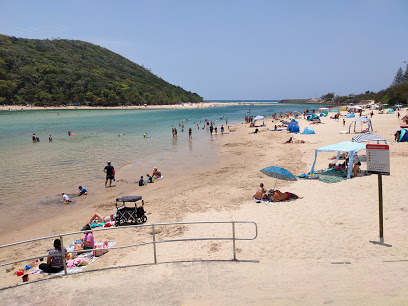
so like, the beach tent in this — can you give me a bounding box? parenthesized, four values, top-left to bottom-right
(319, 107, 329, 112)
(253, 115, 265, 126)
(288, 120, 300, 133)
(399, 128, 408, 142)
(308, 114, 319, 121)
(387, 109, 395, 114)
(348, 117, 373, 134)
(310, 141, 366, 179)
(352, 132, 387, 144)
(301, 127, 315, 134)
(346, 113, 355, 118)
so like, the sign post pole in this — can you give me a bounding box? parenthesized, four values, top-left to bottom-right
(378, 174, 383, 241)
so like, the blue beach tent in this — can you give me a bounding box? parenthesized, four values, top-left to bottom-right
(346, 113, 355, 118)
(399, 128, 408, 142)
(310, 141, 366, 179)
(288, 120, 300, 133)
(301, 127, 316, 134)
(308, 114, 319, 121)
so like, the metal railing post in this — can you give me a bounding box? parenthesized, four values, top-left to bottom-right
(152, 224, 157, 264)
(59, 235, 68, 275)
(232, 221, 236, 261)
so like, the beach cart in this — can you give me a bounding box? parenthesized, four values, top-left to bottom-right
(115, 196, 147, 226)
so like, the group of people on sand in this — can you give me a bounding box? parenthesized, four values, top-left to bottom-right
(254, 183, 302, 202)
(139, 167, 161, 186)
(328, 153, 361, 178)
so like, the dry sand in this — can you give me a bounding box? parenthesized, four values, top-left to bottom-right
(1, 109, 407, 305)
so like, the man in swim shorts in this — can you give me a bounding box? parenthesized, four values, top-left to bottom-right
(104, 161, 114, 187)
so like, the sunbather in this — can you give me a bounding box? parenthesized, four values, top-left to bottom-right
(254, 183, 268, 200)
(284, 137, 293, 143)
(271, 190, 302, 202)
(89, 212, 116, 224)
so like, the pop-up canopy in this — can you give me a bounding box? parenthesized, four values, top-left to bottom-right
(253, 115, 265, 126)
(310, 141, 366, 179)
(348, 117, 373, 134)
(352, 132, 387, 144)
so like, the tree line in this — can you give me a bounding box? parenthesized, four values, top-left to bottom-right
(0, 34, 203, 106)
(320, 62, 408, 106)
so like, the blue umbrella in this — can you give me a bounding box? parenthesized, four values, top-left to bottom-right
(310, 107, 316, 110)
(260, 166, 297, 190)
(306, 112, 313, 115)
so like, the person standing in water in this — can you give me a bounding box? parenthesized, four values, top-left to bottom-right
(104, 161, 115, 187)
(32, 133, 37, 142)
(189, 128, 192, 138)
(49, 135, 53, 142)
(68, 130, 71, 136)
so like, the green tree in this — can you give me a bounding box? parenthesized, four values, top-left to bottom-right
(403, 63, 408, 83)
(321, 92, 335, 101)
(393, 67, 404, 85)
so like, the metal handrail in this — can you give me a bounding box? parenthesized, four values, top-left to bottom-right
(0, 221, 257, 276)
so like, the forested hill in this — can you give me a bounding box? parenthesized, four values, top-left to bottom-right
(0, 34, 203, 106)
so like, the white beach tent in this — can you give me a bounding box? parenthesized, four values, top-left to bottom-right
(348, 117, 373, 134)
(318, 107, 329, 112)
(352, 132, 387, 144)
(253, 115, 265, 126)
(310, 141, 366, 179)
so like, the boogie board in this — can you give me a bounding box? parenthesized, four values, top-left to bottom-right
(70, 133, 77, 136)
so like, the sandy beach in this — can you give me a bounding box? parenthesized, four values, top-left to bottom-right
(1, 107, 407, 304)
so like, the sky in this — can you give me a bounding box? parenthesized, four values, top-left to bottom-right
(0, 0, 407, 100)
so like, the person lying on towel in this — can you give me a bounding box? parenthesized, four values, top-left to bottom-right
(270, 190, 302, 202)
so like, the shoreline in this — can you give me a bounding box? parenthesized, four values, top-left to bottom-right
(1, 100, 337, 112)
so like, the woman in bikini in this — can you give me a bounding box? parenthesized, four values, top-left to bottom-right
(89, 212, 116, 224)
(271, 190, 302, 202)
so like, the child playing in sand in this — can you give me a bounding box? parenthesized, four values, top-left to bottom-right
(61, 192, 72, 204)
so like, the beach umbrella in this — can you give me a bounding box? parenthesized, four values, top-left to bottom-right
(332, 110, 339, 112)
(260, 166, 297, 190)
(310, 107, 316, 110)
(306, 112, 313, 115)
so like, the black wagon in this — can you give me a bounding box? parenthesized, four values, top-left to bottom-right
(115, 196, 147, 226)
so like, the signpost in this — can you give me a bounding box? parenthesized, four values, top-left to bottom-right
(366, 144, 390, 241)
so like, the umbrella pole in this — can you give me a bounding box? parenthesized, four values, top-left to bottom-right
(273, 177, 278, 190)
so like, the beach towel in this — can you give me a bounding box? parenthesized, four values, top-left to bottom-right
(29, 241, 116, 275)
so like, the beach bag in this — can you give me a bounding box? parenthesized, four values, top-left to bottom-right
(93, 241, 109, 257)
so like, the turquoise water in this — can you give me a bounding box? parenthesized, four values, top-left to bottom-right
(0, 103, 324, 232)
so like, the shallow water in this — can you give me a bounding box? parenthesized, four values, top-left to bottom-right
(0, 103, 323, 233)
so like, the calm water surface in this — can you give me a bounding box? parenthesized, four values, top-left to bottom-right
(0, 103, 324, 233)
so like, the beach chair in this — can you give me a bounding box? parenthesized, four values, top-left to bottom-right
(115, 196, 147, 226)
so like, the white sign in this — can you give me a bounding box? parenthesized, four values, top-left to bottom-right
(366, 144, 390, 175)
